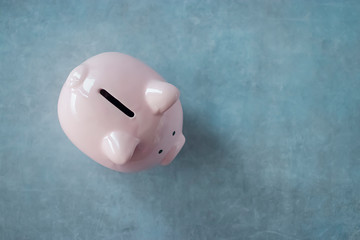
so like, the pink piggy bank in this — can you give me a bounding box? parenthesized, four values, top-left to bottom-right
(58, 52, 185, 172)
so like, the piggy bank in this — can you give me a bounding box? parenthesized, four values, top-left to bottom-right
(58, 52, 185, 172)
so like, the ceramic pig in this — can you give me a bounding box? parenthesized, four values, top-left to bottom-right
(58, 52, 185, 172)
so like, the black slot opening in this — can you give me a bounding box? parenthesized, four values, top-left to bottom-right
(99, 89, 135, 118)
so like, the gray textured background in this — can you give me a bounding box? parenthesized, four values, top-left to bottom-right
(1, 0, 360, 239)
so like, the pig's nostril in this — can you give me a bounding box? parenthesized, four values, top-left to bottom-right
(172, 131, 176, 136)
(158, 149, 163, 154)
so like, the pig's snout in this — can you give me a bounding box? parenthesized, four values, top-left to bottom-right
(161, 134, 185, 166)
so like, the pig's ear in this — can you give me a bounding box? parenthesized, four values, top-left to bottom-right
(101, 131, 139, 165)
(145, 81, 179, 115)
(66, 64, 88, 88)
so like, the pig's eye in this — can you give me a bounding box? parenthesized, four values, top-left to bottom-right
(99, 89, 135, 118)
(158, 149, 163, 154)
(172, 131, 176, 136)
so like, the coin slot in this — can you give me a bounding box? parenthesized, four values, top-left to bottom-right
(99, 89, 135, 118)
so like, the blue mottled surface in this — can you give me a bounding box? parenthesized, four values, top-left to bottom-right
(1, 0, 360, 239)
